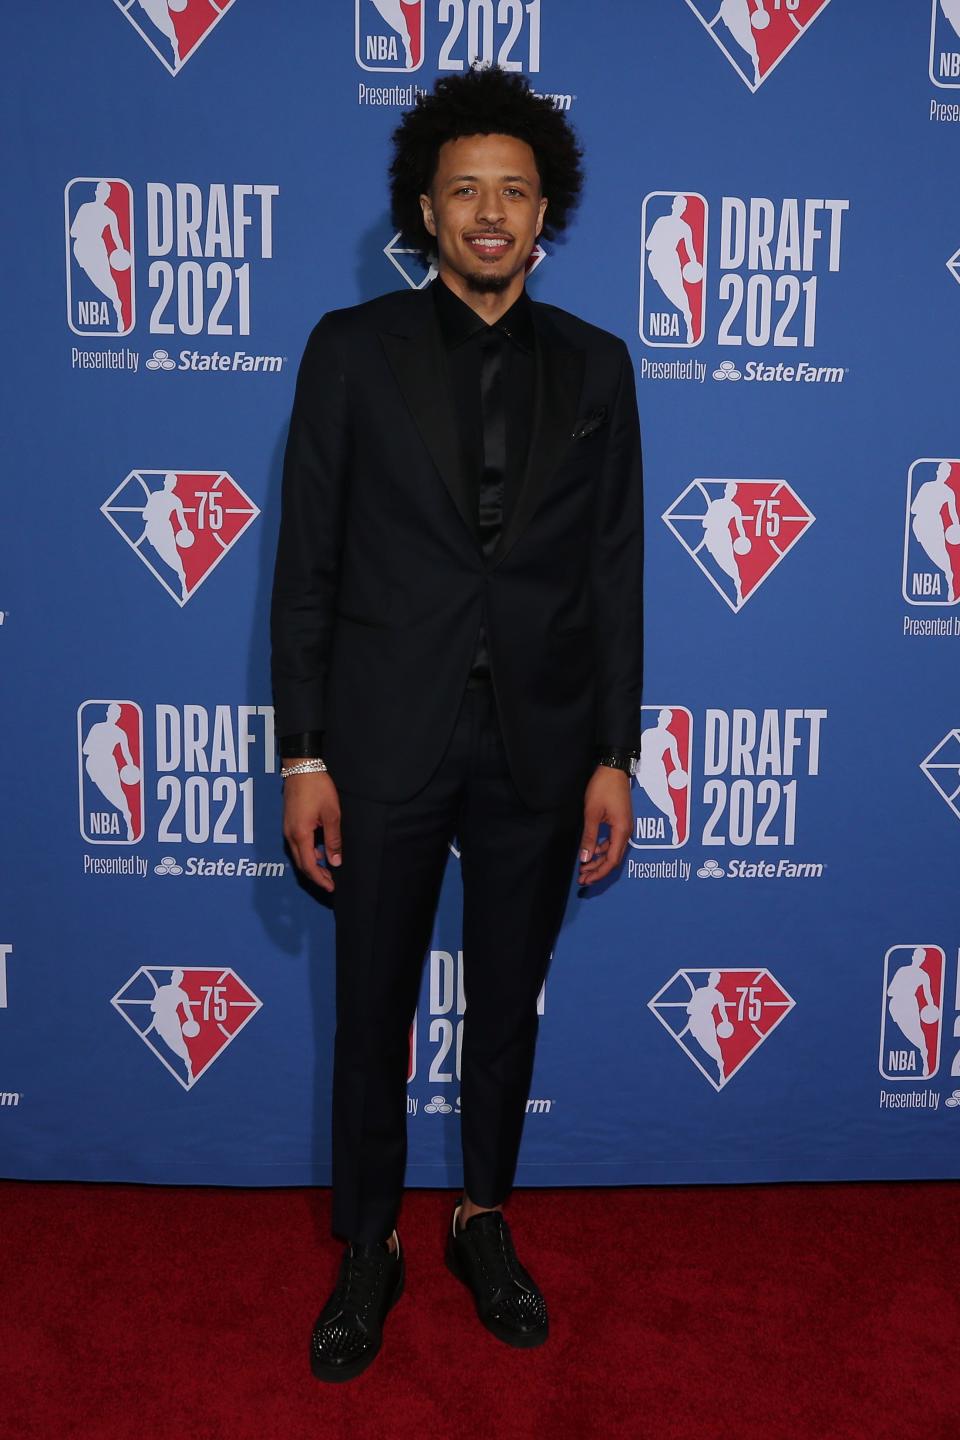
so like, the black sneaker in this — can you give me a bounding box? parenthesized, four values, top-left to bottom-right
(309, 1231, 404, 1382)
(445, 1205, 548, 1348)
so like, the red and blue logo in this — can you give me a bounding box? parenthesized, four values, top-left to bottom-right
(931, 0, 960, 89)
(640, 192, 708, 348)
(77, 700, 145, 845)
(65, 178, 135, 337)
(630, 706, 693, 850)
(649, 966, 795, 1091)
(663, 478, 814, 613)
(111, 965, 261, 1089)
(111, 0, 238, 76)
(903, 459, 960, 607)
(682, 0, 833, 93)
(101, 469, 260, 606)
(879, 945, 945, 1081)
(356, 0, 424, 71)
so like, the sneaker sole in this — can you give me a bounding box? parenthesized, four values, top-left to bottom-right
(309, 1262, 405, 1382)
(444, 1239, 548, 1350)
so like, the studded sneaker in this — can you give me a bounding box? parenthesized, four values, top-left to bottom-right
(445, 1205, 548, 1348)
(309, 1231, 404, 1382)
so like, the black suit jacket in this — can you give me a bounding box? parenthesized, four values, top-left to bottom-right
(270, 283, 644, 810)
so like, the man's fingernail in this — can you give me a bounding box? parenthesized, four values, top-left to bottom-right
(330, 854, 342, 866)
(580, 849, 590, 862)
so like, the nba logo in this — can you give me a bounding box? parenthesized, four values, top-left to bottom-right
(111, 965, 262, 1089)
(931, 0, 960, 88)
(101, 469, 260, 606)
(663, 478, 814, 613)
(65, 178, 135, 337)
(111, 0, 238, 76)
(77, 700, 145, 845)
(649, 967, 795, 1091)
(640, 192, 708, 347)
(879, 945, 945, 1081)
(902, 460, 960, 607)
(683, 0, 833, 93)
(408, 1012, 417, 1083)
(629, 706, 693, 850)
(356, 0, 424, 71)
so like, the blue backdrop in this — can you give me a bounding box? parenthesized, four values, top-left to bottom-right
(3, 0, 960, 1187)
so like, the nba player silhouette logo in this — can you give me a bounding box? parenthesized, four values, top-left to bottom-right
(682, 0, 832, 92)
(640, 192, 708, 347)
(356, 0, 424, 71)
(920, 731, 960, 823)
(902, 460, 960, 606)
(649, 967, 795, 1091)
(77, 700, 145, 845)
(931, 0, 960, 88)
(101, 470, 260, 606)
(111, 966, 262, 1089)
(663, 478, 814, 612)
(879, 945, 945, 1081)
(65, 178, 135, 336)
(111, 0, 238, 76)
(629, 707, 693, 850)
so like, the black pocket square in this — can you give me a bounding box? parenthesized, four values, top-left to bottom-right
(570, 406, 608, 441)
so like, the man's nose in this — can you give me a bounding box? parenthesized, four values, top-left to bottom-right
(474, 190, 506, 226)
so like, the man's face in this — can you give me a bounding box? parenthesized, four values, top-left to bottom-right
(419, 133, 547, 294)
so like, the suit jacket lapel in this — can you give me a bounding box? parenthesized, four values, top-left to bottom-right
(379, 289, 586, 566)
(490, 315, 585, 569)
(379, 294, 476, 542)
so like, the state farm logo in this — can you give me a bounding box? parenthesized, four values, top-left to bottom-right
(639, 190, 848, 358)
(663, 478, 814, 612)
(682, 0, 833, 93)
(111, 965, 261, 1089)
(356, 0, 541, 74)
(630, 706, 693, 850)
(920, 730, 960, 823)
(112, 0, 238, 76)
(879, 945, 945, 1082)
(931, 0, 960, 88)
(902, 460, 960, 607)
(101, 469, 259, 605)
(649, 966, 795, 1091)
(65, 177, 278, 340)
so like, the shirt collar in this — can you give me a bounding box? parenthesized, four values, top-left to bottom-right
(431, 276, 534, 353)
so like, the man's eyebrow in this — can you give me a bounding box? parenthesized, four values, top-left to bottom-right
(446, 173, 535, 184)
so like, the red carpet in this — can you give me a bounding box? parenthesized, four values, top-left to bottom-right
(1, 1180, 958, 1439)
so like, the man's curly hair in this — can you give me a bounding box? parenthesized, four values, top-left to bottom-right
(389, 66, 584, 260)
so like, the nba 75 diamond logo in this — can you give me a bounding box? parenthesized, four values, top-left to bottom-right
(112, 0, 238, 76)
(112, 965, 261, 1089)
(682, 0, 832, 93)
(649, 967, 794, 1091)
(101, 470, 259, 605)
(663, 478, 814, 612)
(921, 731, 960, 823)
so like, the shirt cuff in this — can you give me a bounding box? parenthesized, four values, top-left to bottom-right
(278, 730, 324, 758)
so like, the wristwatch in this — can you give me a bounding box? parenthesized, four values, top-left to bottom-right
(596, 747, 638, 776)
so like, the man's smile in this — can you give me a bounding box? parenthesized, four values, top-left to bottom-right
(464, 231, 513, 260)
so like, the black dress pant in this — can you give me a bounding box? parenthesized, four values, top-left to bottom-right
(329, 674, 586, 1244)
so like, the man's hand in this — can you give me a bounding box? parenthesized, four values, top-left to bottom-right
(578, 766, 632, 886)
(282, 771, 342, 893)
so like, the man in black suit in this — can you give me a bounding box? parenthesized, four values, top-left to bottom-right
(270, 66, 643, 1381)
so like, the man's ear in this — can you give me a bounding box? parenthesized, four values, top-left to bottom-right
(419, 192, 437, 238)
(535, 196, 548, 239)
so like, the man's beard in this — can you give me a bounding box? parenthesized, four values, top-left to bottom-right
(463, 270, 513, 294)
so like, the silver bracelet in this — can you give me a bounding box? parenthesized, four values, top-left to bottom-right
(279, 758, 328, 779)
